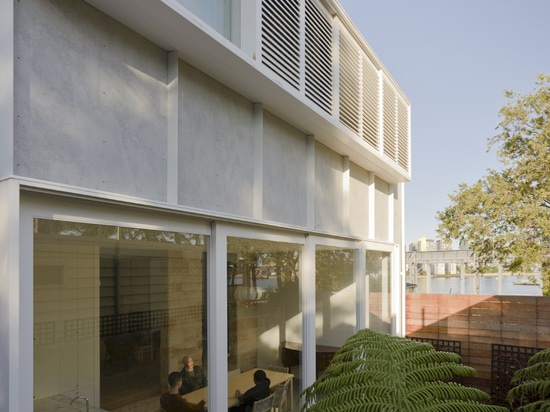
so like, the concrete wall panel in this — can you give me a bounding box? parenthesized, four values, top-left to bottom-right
(14, 0, 168, 199)
(349, 162, 369, 238)
(262, 111, 308, 226)
(315, 143, 343, 233)
(178, 63, 255, 216)
(375, 176, 390, 241)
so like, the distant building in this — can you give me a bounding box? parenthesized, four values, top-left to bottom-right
(412, 237, 436, 252)
(410, 237, 451, 252)
(436, 239, 452, 251)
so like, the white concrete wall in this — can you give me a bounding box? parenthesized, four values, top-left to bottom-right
(315, 143, 344, 233)
(11, 0, 403, 241)
(374, 177, 390, 241)
(262, 111, 308, 226)
(0, 0, 14, 181)
(178, 62, 256, 215)
(349, 162, 370, 238)
(14, 0, 168, 199)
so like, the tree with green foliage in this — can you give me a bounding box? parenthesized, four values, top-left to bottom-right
(508, 348, 550, 411)
(300, 329, 508, 412)
(437, 74, 550, 295)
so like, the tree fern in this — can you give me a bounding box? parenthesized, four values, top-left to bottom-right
(300, 329, 508, 412)
(508, 348, 550, 410)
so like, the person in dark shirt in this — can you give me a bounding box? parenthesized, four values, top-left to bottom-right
(229, 369, 271, 412)
(179, 356, 208, 395)
(160, 371, 205, 412)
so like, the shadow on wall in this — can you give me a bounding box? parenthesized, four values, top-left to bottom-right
(405, 294, 549, 406)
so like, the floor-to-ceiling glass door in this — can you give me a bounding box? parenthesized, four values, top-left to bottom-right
(33, 219, 208, 411)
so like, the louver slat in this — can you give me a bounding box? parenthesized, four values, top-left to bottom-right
(362, 58, 379, 149)
(383, 80, 397, 161)
(305, 0, 333, 114)
(339, 32, 361, 134)
(261, 0, 301, 90)
(397, 98, 410, 169)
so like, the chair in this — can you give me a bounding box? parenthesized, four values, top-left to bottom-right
(268, 364, 289, 374)
(251, 393, 275, 412)
(228, 368, 241, 377)
(272, 378, 290, 412)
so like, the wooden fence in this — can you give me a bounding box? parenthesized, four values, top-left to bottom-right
(406, 294, 550, 395)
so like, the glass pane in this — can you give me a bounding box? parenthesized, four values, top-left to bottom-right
(315, 245, 355, 375)
(227, 237, 301, 410)
(175, 0, 235, 41)
(33, 219, 208, 411)
(366, 250, 392, 333)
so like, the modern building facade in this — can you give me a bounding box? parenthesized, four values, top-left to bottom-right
(0, 0, 411, 411)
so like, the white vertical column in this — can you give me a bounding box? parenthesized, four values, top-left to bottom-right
(356, 243, 366, 330)
(367, 172, 375, 240)
(301, 235, 316, 390)
(1, 180, 25, 412)
(166, 51, 179, 204)
(393, 244, 403, 336)
(388, 184, 395, 243)
(306, 135, 315, 229)
(207, 222, 228, 411)
(253, 103, 263, 220)
(0, 0, 13, 179)
(342, 156, 350, 234)
(397, 182, 406, 337)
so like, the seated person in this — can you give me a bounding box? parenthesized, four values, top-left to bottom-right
(179, 356, 208, 395)
(229, 369, 271, 412)
(160, 371, 206, 412)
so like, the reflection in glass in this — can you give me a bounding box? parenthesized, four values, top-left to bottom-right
(366, 250, 392, 333)
(315, 245, 355, 375)
(33, 219, 207, 411)
(227, 237, 301, 408)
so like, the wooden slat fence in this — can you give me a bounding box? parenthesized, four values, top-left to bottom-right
(406, 294, 550, 398)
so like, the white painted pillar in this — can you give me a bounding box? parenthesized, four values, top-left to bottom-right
(166, 51, 179, 204)
(301, 235, 316, 390)
(207, 222, 228, 411)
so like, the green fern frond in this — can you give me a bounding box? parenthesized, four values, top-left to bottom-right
(527, 348, 550, 366)
(508, 379, 550, 402)
(408, 381, 492, 403)
(421, 400, 508, 412)
(403, 350, 463, 366)
(405, 362, 478, 383)
(300, 329, 505, 412)
(514, 399, 550, 412)
(512, 362, 550, 383)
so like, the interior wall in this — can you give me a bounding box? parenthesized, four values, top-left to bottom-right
(34, 240, 100, 405)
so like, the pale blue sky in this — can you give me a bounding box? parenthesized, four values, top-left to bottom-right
(338, 0, 550, 246)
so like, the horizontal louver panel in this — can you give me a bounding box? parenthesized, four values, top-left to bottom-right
(397, 97, 410, 170)
(362, 57, 379, 149)
(259, 0, 411, 173)
(261, 0, 301, 90)
(383, 79, 397, 161)
(305, 0, 333, 114)
(339, 32, 361, 134)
